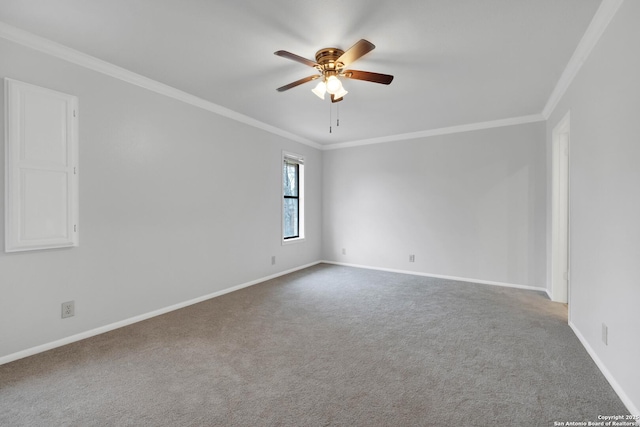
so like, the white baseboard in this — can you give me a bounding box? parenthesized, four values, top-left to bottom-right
(0, 261, 321, 366)
(569, 321, 640, 417)
(321, 260, 546, 292)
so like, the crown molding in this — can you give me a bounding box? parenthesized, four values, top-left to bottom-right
(1, 0, 623, 154)
(321, 114, 546, 150)
(0, 21, 322, 150)
(542, 0, 624, 119)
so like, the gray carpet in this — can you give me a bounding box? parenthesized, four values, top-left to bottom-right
(0, 264, 628, 426)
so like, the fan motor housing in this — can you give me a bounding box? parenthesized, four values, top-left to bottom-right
(315, 48, 345, 71)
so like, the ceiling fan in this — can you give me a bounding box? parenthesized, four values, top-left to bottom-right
(274, 39, 394, 103)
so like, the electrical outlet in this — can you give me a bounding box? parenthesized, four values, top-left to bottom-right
(602, 323, 608, 346)
(409, 254, 415, 262)
(342, 248, 346, 255)
(271, 255, 276, 265)
(61, 301, 75, 319)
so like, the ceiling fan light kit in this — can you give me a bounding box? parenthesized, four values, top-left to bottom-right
(274, 39, 394, 104)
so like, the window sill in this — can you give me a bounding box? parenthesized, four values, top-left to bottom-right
(282, 237, 305, 246)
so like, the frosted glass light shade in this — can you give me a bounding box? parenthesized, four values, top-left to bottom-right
(311, 81, 326, 99)
(325, 76, 342, 94)
(333, 87, 348, 100)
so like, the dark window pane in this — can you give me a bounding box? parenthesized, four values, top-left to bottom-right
(283, 198, 299, 238)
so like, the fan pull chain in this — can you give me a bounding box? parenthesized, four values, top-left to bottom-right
(337, 103, 340, 127)
(329, 101, 332, 133)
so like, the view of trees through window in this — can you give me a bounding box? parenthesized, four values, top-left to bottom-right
(283, 160, 299, 239)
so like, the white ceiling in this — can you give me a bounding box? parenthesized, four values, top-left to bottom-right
(0, 0, 602, 146)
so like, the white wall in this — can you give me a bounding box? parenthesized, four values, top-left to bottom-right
(322, 122, 547, 288)
(546, 0, 640, 413)
(0, 38, 322, 360)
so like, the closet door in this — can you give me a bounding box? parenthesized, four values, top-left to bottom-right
(5, 78, 79, 252)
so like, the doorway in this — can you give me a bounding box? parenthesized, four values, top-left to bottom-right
(551, 112, 570, 305)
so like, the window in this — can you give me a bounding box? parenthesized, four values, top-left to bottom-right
(5, 78, 79, 252)
(283, 152, 304, 241)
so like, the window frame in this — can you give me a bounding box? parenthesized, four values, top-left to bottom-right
(4, 78, 79, 252)
(282, 151, 305, 244)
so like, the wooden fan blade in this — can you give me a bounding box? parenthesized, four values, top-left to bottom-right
(274, 50, 320, 68)
(343, 69, 394, 85)
(276, 75, 321, 92)
(330, 94, 344, 103)
(336, 39, 375, 67)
